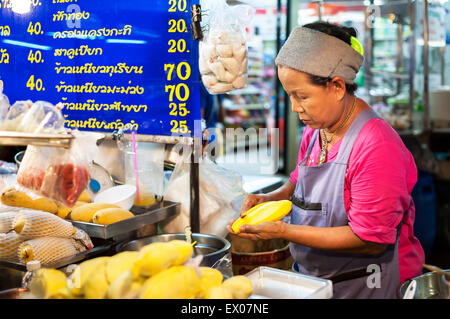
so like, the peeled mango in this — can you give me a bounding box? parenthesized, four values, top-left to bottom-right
(69, 256, 110, 296)
(199, 267, 223, 298)
(221, 276, 253, 299)
(168, 240, 194, 266)
(132, 242, 181, 278)
(232, 200, 292, 234)
(106, 251, 139, 283)
(83, 262, 110, 299)
(30, 268, 68, 299)
(139, 265, 202, 299)
(107, 269, 142, 299)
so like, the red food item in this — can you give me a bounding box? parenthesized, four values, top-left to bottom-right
(40, 163, 89, 207)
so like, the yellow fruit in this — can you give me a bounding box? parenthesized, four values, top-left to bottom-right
(56, 204, 71, 219)
(106, 251, 139, 283)
(13, 211, 75, 238)
(232, 200, 292, 234)
(199, 267, 223, 298)
(132, 242, 180, 278)
(18, 237, 79, 265)
(31, 198, 58, 214)
(139, 266, 202, 299)
(221, 276, 253, 299)
(70, 203, 120, 223)
(168, 240, 194, 265)
(77, 191, 92, 203)
(106, 269, 142, 299)
(48, 287, 77, 299)
(204, 286, 234, 299)
(92, 208, 134, 225)
(69, 257, 110, 296)
(19, 244, 33, 263)
(84, 263, 110, 299)
(30, 268, 68, 299)
(1, 187, 34, 209)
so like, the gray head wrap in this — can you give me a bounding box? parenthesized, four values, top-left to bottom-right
(275, 27, 363, 84)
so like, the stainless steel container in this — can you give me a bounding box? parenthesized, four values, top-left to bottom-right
(400, 270, 450, 299)
(116, 233, 231, 267)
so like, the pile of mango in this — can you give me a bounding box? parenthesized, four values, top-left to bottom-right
(29, 239, 253, 299)
(1, 187, 134, 225)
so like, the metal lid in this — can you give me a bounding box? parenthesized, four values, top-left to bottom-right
(26, 260, 41, 271)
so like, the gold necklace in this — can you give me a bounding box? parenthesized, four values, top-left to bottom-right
(317, 96, 357, 166)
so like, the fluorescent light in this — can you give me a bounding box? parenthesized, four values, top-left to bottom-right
(2, 39, 52, 51)
(416, 39, 446, 47)
(106, 39, 147, 44)
(11, 0, 31, 14)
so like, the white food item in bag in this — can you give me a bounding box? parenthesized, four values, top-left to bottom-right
(201, 43, 218, 60)
(232, 44, 247, 62)
(216, 44, 233, 58)
(208, 82, 233, 94)
(202, 74, 219, 87)
(224, 71, 237, 84)
(232, 76, 246, 89)
(221, 57, 240, 77)
(199, 56, 211, 75)
(208, 60, 227, 82)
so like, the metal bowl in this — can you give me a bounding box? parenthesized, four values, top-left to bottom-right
(400, 270, 450, 299)
(116, 233, 231, 267)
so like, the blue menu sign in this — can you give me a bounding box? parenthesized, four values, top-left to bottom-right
(0, 0, 201, 137)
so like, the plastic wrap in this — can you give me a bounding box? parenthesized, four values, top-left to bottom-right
(161, 157, 245, 238)
(16, 133, 97, 207)
(198, 0, 254, 94)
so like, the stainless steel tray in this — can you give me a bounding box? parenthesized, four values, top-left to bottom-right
(0, 131, 74, 148)
(69, 200, 180, 240)
(0, 243, 112, 272)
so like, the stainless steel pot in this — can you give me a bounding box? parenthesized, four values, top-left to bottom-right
(400, 270, 450, 299)
(116, 233, 231, 267)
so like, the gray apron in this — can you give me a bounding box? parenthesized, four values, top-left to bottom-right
(290, 109, 401, 299)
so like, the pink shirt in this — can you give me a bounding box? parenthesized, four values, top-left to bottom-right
(289, 118, 425, 284)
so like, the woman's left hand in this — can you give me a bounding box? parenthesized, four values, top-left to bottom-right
(227, 219, 287, 240)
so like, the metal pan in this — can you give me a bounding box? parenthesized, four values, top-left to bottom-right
(69, 201, 180, 240)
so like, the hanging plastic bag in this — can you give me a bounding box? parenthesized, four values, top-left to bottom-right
(198, 0, 254, 94)
(161, 157, 246, 238)
(0, 80, 9, 126)
(16, 132, 97, 207)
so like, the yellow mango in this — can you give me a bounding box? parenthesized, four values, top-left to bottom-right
(132, 242, 180, 278)
(168, 240, 194, 265)
(139, 266, 202, 299)
(77, 191, 92, 203)
(31, 198, 58, 214)
(92, 208, 134, 225)
(105, 251, 139, 283)
(30, 268, 68, 299)
(199, 267, 223, 298)
(69, 257, 110, 296)
(70, 203, 120, 223)
(221, 276, 253, 299)
(84, 263, 110, 299)
(232, 200, 292, 234)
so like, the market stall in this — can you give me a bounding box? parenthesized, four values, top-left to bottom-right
(0, 0, 338, 300)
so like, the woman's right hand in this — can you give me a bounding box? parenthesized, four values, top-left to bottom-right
(239, 193, 271, 217)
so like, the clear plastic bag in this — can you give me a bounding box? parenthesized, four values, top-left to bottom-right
(198, 0, 254, 94)
(16, 133, 97, 207)
(0, 80, 9, 125)
(0, 98, 65, 134)
(161, 157, 245, 238)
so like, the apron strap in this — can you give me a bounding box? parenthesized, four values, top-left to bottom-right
(300, 129, 319, 166)
(335, 109, 381, 165)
